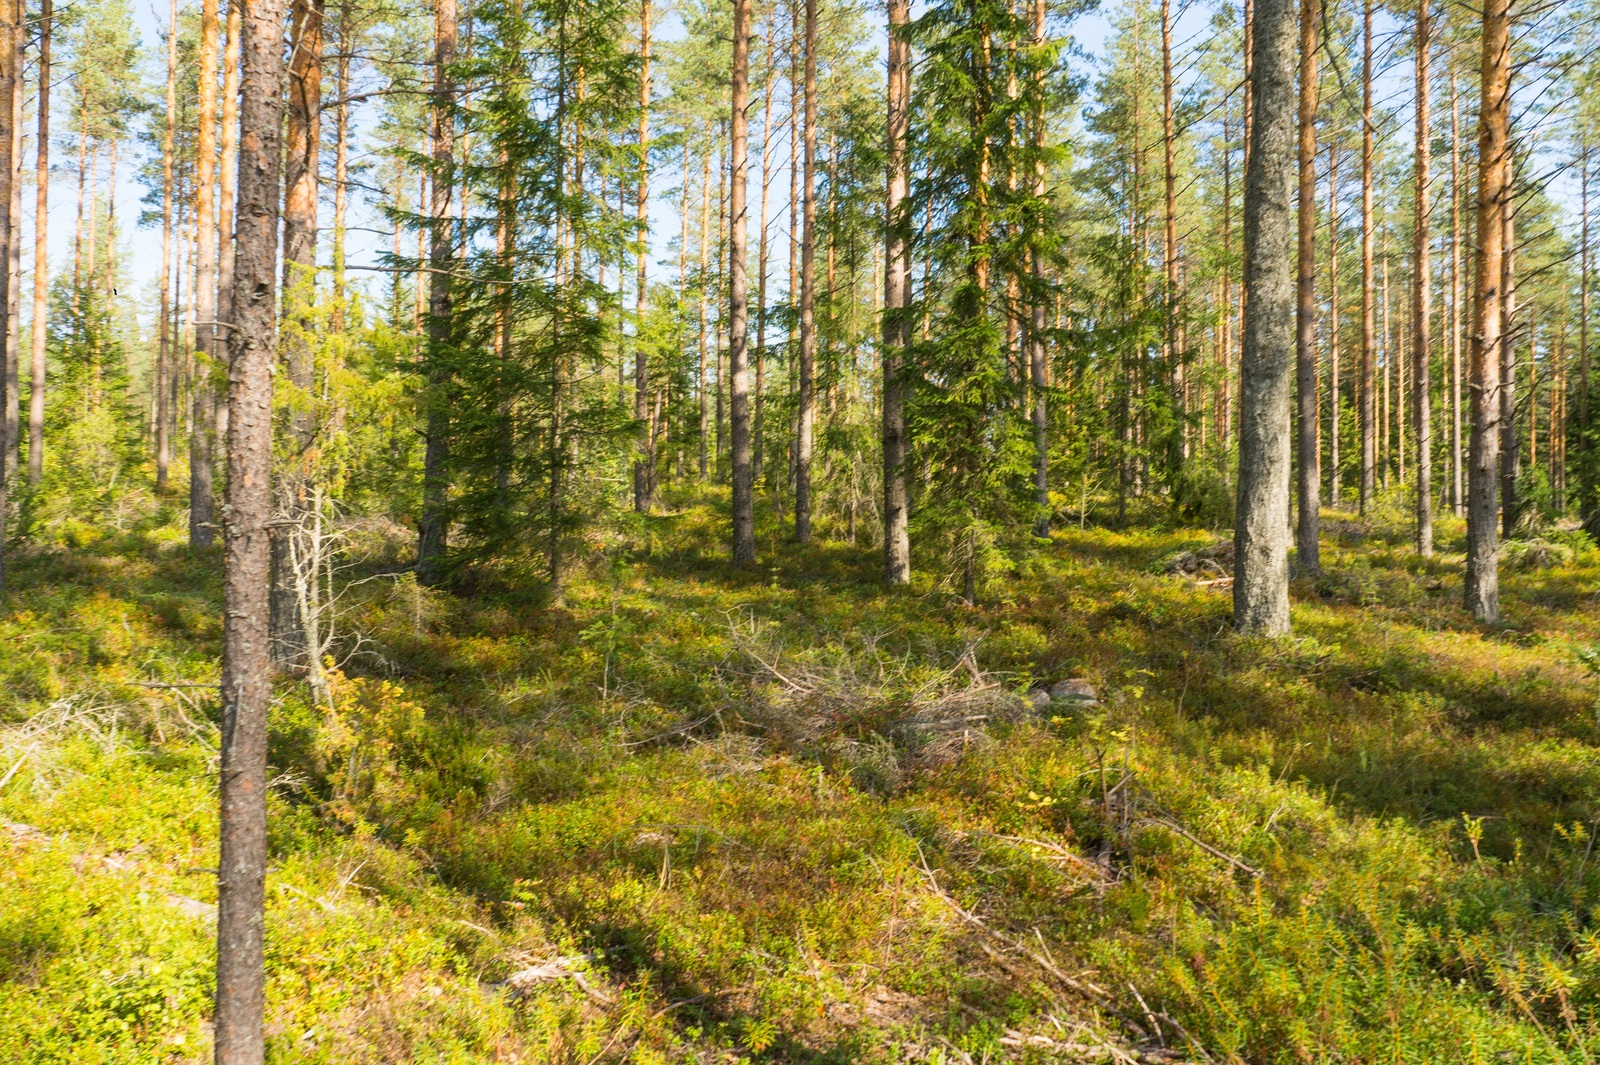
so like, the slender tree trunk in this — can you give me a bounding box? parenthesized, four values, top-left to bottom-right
(5, 12, 19, 477)
(1358, 0, 1376, 512)
(1029, 0, 1049, 534)
(1162, 0, 1181, 453)
(1451, 69, 1462, 515)
(632, 0, 651, 511)
(794, 0, 816, 542)
(214, 0, 287, 1054)
(0, 0, 14, 593)
(1499, 153, 1517, 539)
(1412, 0, 1432, 555)
(697, 137, 710, 479)
(1328, 142, 1340, 504)
(191, 0, 219, 541)
(1294, 0, 1320, 572)
(1233, 0, 1297, 635)
(416, 0, 456, 584)
(1465, 0, 1508, 623)
(753, 12, 773, 489)
(26, 0, 46, 485)
(729, 0, 754, 564)
(158, 0, 178, 491)
(1581, 139, 1591, 527)
(883, 0, 911, 580)
(332, 0, 351, 328)
(273, 0, 321, 662)
(214, 0, 242, 448)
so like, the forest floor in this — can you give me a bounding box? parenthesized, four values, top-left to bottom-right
(6, 491, 1600, 1063)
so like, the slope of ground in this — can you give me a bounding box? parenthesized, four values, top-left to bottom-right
(5, 492, 1600, 1062)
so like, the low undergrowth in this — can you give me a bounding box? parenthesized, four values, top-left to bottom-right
(6, 491, 1600, 1062)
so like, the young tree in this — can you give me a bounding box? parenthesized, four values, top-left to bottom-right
(214, 0, 288, 1056)
(158, 0, 178, 491)
(27, 0, 49, 486)
(1412, 0, 1432, 555)
(1358, 0, 1375, 512)
(1465, 0, 1508, 623)
(1233, 0, 1297, 634)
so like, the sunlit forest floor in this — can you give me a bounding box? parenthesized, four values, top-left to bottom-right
(7, 489, 1600, 1063)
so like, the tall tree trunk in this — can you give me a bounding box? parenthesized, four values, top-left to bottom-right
(1359, 0, 1375, 511)
(697, 136, 710, 479)
(332, 0, 351, 328)
(1294, 0, 1320, 573)
(1450, 69, 1462, 515)
(1465, 0, 1508, 623)
(158, 0, 178, 492)
(1499, 153, 1517, 538)
(27, 0, 47, 485)
(794, 0, 816, 542)
(0, 0, 14, 594)
(1581, 138, 1591, 528)
(729, 0, 754, 564)
(214, 0, 287, 1053)
(191, 0, 219, 543)
(1328, 142, 1340, 503)
(5, 11, 19, 477)
(273, 0, 321, 662)
(1029, 0, 1049, 534)
(1161, 0, 1181, 454)
(416, 0, 456, 585)
(212, 0, 242, 467)
(753, 12, 773, 490)
(632, 0, 651, 511)
(1233, 0, 1297, 635)
(883, 0, 911, 580)
(1412, 0, 1432, 555)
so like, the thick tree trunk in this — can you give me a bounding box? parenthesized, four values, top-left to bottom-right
(1413, 0, 1432, 556)
(1358, 0, 1375, 512)
(1465, 0, 1508, 623)
(729, 0, 754, 564)
(632, 0, 651, 511)
(214, 0, 287, 1054)
(26, 0, 46, 485)
(794, 0, 816, 542)
(883, 0, 911, 581)
(1233, 0, 1297, 636)
(1294, 0, 1319, 573)
(416, 0, 456, 585)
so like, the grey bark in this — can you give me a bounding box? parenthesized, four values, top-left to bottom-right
(1294, 0, 1320, 573)
(729, 0, 754, 564)
(883, 0, 910, 581)
(416, 0, 456, 584)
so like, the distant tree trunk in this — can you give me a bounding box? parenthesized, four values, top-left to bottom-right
(214, 0, 287, 1054)
(0, 0, 14, 594)
(191, 0, 219, 548)
(883, 0, 911, 581)
(1450, 69, 1462, 515)
(5, 13, 20, 477)
(1029, 0, 1049, 534)
(1465, 0, 1508, 623)
(1161, 0, 1181, 454)
(1499, 154, 1517, 539)
(794, 0, 816, 542)
(1294, 0, 1319, 573)
(1328, 142, 1340, 504)
(1412, 0, 1432, 556)
(1217, 104, 1233, 456)
(697, 137, 710, 479)
(1233, 0, 1296, 635)
(753, 13, 773, 490)
(215, 0, 241, 445)
(332, 0, 351, 327)
(158, 0, 178, 492)
(729, 0, 754, 565)
(272, 0, 321, 664)
(632, 0, 651, 511)
(1581, 138, 1591, 529)
(416, 0, 456, 585)
(1358, 0, 1375, 513)
(26, 0, 46, 485)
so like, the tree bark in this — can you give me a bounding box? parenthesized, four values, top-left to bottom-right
(214, 0, 287, 1054)
(729, 0, 754, 564)
(1029, 0, 1049, 534)
(416, 0, 456, 585)
(192, 0, 219, 538)
(1328, 141, 1340, 504)
(1233, 0, 1297, 636)
(632, 0, 651, 511)
(1499, 154, 1517, 539)
(332, 0, 351, 327)
(883, 0, 911, 580)
(159, 0, 178, 491)
(1161, 0, 1180, 453)
(794, 0, 816, 542)
(1465, 0, 1508, 623)
(0, 0, 14, 594)
(1412, 0, 1432, 556)
(1450, 68, 1462, 515)
(1358, 0, 1375, 512)
(1294, 0, 1319, 573)
(753, 12, 773, 489)
(26, 0, 46, 485)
